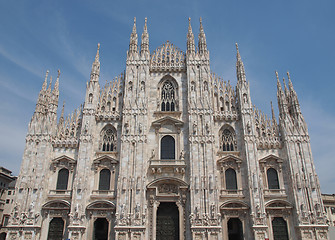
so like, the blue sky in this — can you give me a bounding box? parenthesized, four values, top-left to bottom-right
(0, 0, 334, 193)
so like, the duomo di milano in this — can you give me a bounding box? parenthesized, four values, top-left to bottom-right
(6, 17, 329, 240)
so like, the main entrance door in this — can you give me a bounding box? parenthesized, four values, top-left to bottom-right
(156, 202, 179, 240)
(228, 218, 243, 240)
(93, 218, 109, 240)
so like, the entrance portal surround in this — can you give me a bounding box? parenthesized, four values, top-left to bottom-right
(147, 177, 188, 240)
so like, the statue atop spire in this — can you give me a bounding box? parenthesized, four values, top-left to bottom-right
(140, 17, 149, 57)
(198, 17, 207, 55)
(42, 70, 49, 91)
(90, 43, 100, 82)
(236, 43, 246, 84)
(129, 17, 138, 54)
(187, 17, 195, 55)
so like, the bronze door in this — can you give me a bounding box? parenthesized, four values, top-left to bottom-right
(156, 202, 179, 240)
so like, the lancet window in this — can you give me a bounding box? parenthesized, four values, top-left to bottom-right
(100, 125, 117, 152)
(161, 81, 176, 111)
(220, 128, 236, 151)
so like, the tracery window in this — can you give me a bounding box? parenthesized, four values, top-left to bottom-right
(267, 168, 280, 190)
(221, 128, 236, 151)
(56, 168, 69, 190)
(101, 125, 117, 152)
(161, 81, 176, 111)
(99, 169, 111, 191)
(161, 135, 175, 159)
(225, 168, 238, 190)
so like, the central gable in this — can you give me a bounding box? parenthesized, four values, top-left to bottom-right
(150, 41, 186, 72)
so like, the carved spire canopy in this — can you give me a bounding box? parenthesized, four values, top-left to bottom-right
(129, 17, 138, 54)
(198, 17, 207, 54)
(187, 17, 195, 54)
(90, 43, 100, 82)
(236, 43, 246, 84)
(141, 17, 150, 56)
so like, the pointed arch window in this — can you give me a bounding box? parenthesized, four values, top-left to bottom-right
(101, 125, 117, 152)
(99, 169, 111, 191)
(267, 168, 280, 189)
(56, 168, 69, 190)
(225, 168, 237, 190)
(161, 135, 175, 159)
(221, 128, 236, 151)
(161, 81, 176, 111)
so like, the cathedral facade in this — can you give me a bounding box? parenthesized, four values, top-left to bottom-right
(6, 18, 329, 240)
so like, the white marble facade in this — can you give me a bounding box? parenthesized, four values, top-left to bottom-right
(6, 18, 329, 240)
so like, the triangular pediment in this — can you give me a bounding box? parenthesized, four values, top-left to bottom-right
(152, 116, 184, 128)
(52, 155, 76, 164)
(93, 155, 118, 164)
(217, 154, 242, 164)
(259, 154, 283, 164)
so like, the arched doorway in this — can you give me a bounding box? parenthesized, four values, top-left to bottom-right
(272, 217, 289, 240)
(228, 218, 243, 240)
(47, 217, 64, 240)
(93, 218, 109, 240)
(156, 202, 179, 240)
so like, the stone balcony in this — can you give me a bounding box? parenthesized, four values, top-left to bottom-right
(91, 190, 116, 199)
(149, 159, 186, 175)
(220, 189, 244, 199)
(263, 188, 287, 198)
(48, 189, 72, 199)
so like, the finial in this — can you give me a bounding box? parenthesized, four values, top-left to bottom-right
(132, 17, 137, 32)
(188, 17, 191, 23)
(235, 43, 241, 60)
(143, 17, 148, 32)
(95, 43, 100, 61)
(57, 69, 61, 79)
(275, 71, 279, 82)
(199, 17, 203, 32)
(287, 71, 290, 80)
(271, 101, 275, 120)
(42, 70, 49, 90)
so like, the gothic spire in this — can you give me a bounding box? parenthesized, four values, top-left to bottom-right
(140, 17, 149, 57)
(287, 71, 301, 114)
(236, 43, 246, 84)
(52, 69, 60, 96)
(129, 17, 138, 54)
(59, 101, 65, 126)
(198, 17, 207, 54)
(187, 17, 195, 54)
(90, 43, 100, 82)
(42, 70, 49, 91)
(47, 75, 52, 94)
(271, 101, 277, 124)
